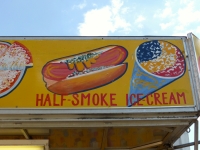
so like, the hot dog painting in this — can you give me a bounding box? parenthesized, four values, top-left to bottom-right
(0, 41, 33, 97)
(42, 46, 128, 95)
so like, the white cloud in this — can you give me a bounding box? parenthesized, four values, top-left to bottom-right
(133, 15, 145, 30)
(175, 25, 185, 31)
(160, 7, 172, 18)
(121, 7, 129, 14)
(134, 15, 145, 23)
(110, 0, 123, 16)
(196, 26, 200, 34)
(78, 0, 130, 36)
(92, 3, 97, 7)
(173, 1, 200, 36)
(177, 2, 200, 26)
(78, 7, 112, 36)
(172, 28, 193, 36)
(154, 1, 174, 19)
(153, 0, 200, 36)
(180, 0, 191, 5)
(137, 24, 143, 29)
(78, 3, 86, 9)
(73, 1, 86, 9)
(160, 22, 173, 30)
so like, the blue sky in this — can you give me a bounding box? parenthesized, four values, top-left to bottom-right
(0, 0, 200, 37)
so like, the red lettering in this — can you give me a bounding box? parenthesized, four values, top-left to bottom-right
(72, 94, 79, 106)
(162, 93, 168, 104)
(134, 101, 143, 106)
(61, 95, 66, 106)
(146, 95, 153, 105)
(43, 94, 51, 106)
(110, 93, 117, 106)
(36, 94, 43, 106)
(154, 93, 162, 105)
(81, 93, 90, 106)
(130, 94, 136, 105)
(169, 92, 177, 104)
(53, 94, 59, 106)
(92, 94, 99, 106)
(100, 93, 108, 106)
(137, 94, 143, 106)
(134, 94, 143, 106)
(177, 92, 186, 104)
(126, 94, 128, 106)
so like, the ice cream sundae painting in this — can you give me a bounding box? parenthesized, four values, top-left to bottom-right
(128, 40, 186, 106)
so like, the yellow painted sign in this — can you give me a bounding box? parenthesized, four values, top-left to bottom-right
(0, 38, 194, 108)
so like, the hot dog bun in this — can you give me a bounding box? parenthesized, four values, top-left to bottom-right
(42, 45, 128, 95)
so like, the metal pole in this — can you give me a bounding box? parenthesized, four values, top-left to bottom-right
(195, 120, 199, 150)
(174, 141, 200, 149)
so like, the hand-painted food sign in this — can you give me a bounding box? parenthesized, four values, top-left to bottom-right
(42, 46, 128, 95)
(128, 40, 185, 106)
(0, 41, 33, 97)
(0, 39, 194, 108)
